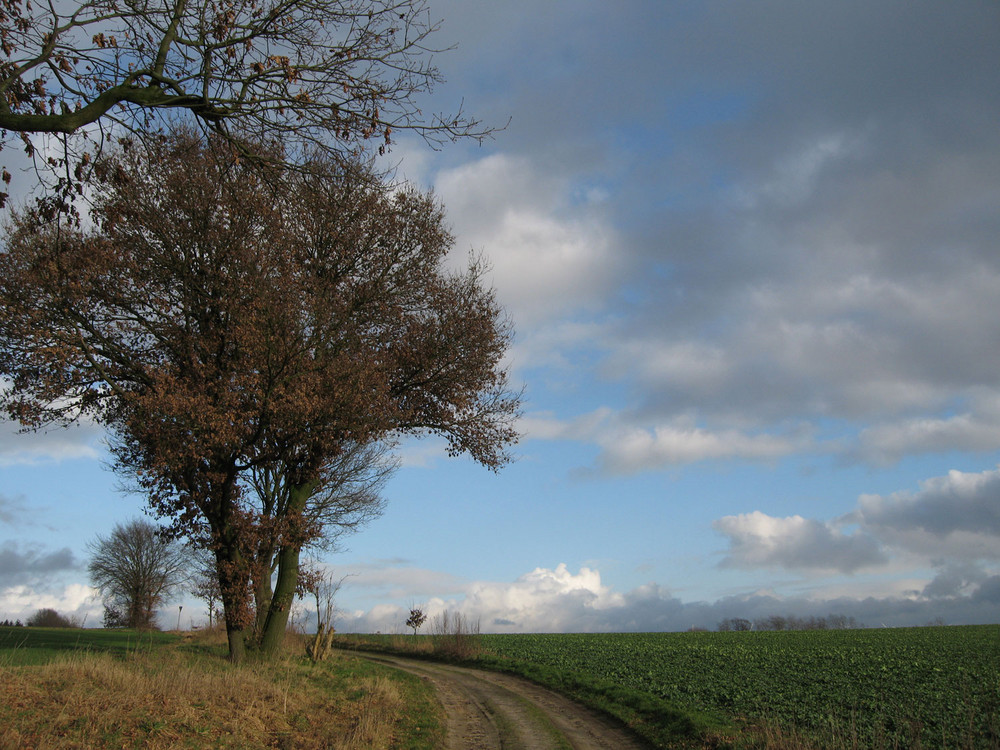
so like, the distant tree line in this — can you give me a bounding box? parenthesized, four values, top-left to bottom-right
(0, 619, 24, 627)
(718, 614, 861, 632)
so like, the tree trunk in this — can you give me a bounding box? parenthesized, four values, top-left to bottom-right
(211, 472, 254, 663)
(225, 620, 248, 662)
(216, 539, 251, 662)
(258, 481, 315, 656)
(258, 542, 302, 655)
(253, 559, 274, 640)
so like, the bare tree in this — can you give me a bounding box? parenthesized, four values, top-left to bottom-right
(0, 0, 495, 212)
(300, 565, 348, 662)
(88, 519, 191, 629)
(248, 439, 393, 644)
(717, 617, 752, 632)
(189, 552, 224, 629)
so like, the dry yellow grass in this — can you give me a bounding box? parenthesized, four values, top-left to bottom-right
(0, 632, 442, 749)
(338, 676, 406, 750)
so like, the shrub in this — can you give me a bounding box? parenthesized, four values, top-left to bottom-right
(26, 608, 77, 628)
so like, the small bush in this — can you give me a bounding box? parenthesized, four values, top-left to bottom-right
(25, 608, 77, 628)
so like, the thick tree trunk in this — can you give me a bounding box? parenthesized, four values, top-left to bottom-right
(258, 481, 315, 656)
(216, 540, 252, 663)
(210, 471, 255, 663)
(258, 542, 302, 655)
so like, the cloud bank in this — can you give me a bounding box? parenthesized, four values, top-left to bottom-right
(416, 1, 1000, 476)
(334, 561, 1000, 635)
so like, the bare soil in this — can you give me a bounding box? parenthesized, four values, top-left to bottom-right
(355, 652, 654, 750)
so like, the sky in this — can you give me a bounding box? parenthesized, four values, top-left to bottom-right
(3, 0, 1000, 633)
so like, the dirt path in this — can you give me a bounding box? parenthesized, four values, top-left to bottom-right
(355, 652, 653, 750)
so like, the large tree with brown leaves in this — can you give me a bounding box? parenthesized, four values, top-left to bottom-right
(0, 132, 519, 660)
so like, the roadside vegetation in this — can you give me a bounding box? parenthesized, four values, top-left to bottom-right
(337, 622, 1000, 750)
(0, 624, 443, 749)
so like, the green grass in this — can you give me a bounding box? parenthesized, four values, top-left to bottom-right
(0, 625, 179, 665)
(0, 626, 178, 666)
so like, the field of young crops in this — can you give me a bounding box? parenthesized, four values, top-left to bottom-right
(479, 625, 1000, 748)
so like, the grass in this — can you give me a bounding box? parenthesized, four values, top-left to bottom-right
(0, 625, 444, 749)
(0, 625, 177, 665)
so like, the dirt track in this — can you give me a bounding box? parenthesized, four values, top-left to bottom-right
(355, 652, 653, 750)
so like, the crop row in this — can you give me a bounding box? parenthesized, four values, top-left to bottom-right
(479, 625, 1000, 748)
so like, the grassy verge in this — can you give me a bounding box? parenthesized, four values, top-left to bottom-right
(333, 632, 737, 749)
(0, 625, 444, 749)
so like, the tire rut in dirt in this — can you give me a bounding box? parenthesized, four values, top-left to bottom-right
(354, 652, 652, 750)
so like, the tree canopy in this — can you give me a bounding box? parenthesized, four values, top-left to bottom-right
(0, 131, 519, 659)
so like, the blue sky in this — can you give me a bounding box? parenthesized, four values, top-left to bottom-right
(3, 0, 1000, 632)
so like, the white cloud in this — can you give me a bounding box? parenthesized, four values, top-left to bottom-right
(333, 562, 1000, 634)
(392, 435, 451, 469)
(714, 466, 1000, 580)
(433, 153, 623, 328)
(458, 564, 625, 630)
(519, 408, 809, 473)
(597, 422, 804, 474)
(0, 583, 100, 624)
(713, 511, 887, 573)
(615, 341, 733, 395)
(0, 418, 102, 466)
(332, 559, 468, 601)
(516, 407, 611, 442)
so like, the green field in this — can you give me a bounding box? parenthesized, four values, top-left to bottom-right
(478, 625, 1000, 748)
(0, 625, 179, 665)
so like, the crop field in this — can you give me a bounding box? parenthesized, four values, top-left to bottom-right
(479, 625, 1000, 748)
(0, 626, 178, 666)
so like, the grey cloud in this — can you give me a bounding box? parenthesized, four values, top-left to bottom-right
(858, 468, 1000, 538)
(427, 1, 1000, 466)
(0, 494, 27, 525)
(971, 576, 1000, 605)
(922, 563, 990, 600)
(0, 541, 78, 583)
(713, 511, 887, 574)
